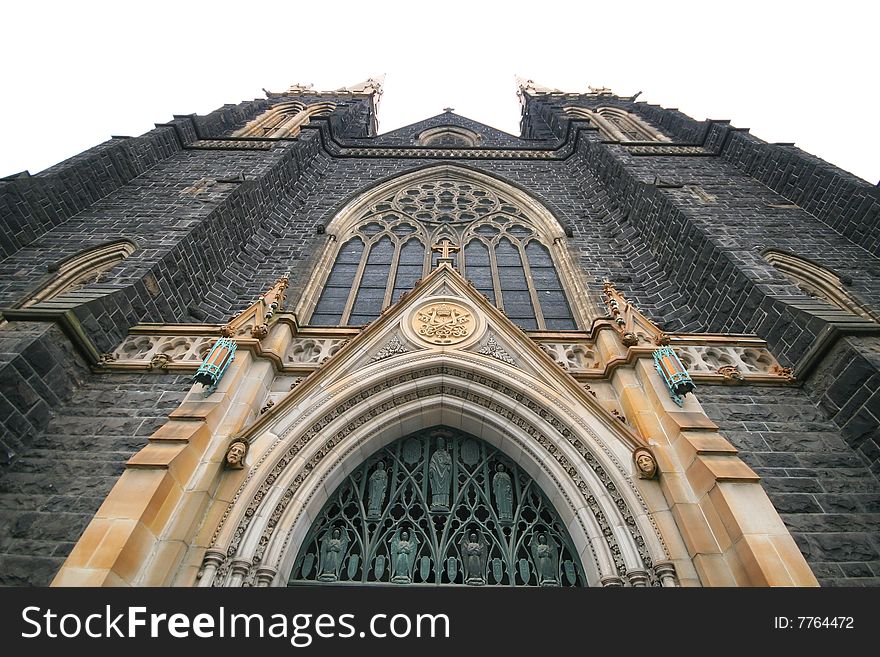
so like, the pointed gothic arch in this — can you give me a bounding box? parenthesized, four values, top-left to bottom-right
(564, 106, 670, 142)
(297, 165, 594, 330)
(20, 239, 136, 308)
(198, 333, 673, 588)
(762, 248, 878, 321)
(233, 101, 337, 138)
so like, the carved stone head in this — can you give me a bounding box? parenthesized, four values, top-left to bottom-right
(225, 440, 249, 469)
(633, 447, 658, 480)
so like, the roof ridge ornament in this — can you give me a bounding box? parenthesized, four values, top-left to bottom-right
(220, 273, 290, 340)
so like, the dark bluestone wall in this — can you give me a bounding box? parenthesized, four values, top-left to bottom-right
(0, 88, 878, 585)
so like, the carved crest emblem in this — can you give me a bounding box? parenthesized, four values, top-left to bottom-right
(412, 302, 472, 345)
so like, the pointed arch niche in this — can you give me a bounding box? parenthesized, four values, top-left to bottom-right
(232, 101, 336, 138)
(762, 249, 878, 322)
(564, 106, 670, 143)
(297, 166, 594, 330)
(21, 239, 135, 307)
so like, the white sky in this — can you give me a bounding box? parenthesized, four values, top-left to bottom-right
(2, 0, 878, 184)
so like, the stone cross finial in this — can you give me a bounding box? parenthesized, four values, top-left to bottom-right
(431, 238, 459, 261)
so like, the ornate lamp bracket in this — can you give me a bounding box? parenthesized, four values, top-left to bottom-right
(653, 346, 695, 407)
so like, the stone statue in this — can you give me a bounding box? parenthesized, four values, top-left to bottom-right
(389, 529, 419, 583)
(459, 530, 488, 585)
(428, 437, 452, 511)
(224, 440, 248, 469)
(318, 527, 348, 582)
(367, 461, 387, 519)
(633, 447, 658, 480)
(492, 463, 513, 523)
(530, 532, 559, 586)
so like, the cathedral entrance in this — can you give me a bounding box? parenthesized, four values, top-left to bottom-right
(287, 427, 586, 586)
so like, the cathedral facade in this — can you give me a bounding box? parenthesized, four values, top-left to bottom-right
(0, 79, 878, 587)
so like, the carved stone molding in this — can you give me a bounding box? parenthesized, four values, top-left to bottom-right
(677, 344, 780, 376)
(285, 338, 347, 365)
(209, 365, 665, 587)
(412, 302, 472, 345)
(540, 343, 598, 370)
(371, 335, 409, 362)
(475, 335, 517, 365)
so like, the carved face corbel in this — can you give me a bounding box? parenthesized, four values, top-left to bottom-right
(633, 447, 658, 480)
(225, 440, 249, 470)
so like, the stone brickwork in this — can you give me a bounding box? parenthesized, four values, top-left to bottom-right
(697, 385, 880, 586)
(0, 372, 191, 586)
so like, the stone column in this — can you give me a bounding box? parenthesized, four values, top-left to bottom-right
(197, 550, 226, 588)
(654, 561, 678, 587)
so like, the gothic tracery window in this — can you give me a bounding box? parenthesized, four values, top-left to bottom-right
(307, 177, 578, 330)
(288, 428, 586, 587)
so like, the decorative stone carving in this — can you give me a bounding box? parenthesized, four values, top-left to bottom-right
(260, 399, 275, 415)
(540, 343, 598, 370)
(633, 447, 658, 480)
(110, 334, 214, 366)
(412, 302, 471, 345)
(771, 365, 797, 382)
(225, 440, 249, 470)
(654, 333, 672, 346)
(476, 335, 516, 365)
(717, 365, 744, 384)
(371, 335, 409, 362)
(676, 344, 781, 376)
(621, 331, 639, 346)
(285, 339, 347, 365)
(611, 408, 626, 423)
(219, 370, 658, 587)
(149, 353, 172, 370)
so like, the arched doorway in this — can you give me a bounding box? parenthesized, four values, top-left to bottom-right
(288, 426, 586, 587)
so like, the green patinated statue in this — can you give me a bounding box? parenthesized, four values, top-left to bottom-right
(460, 530, 488, 585)
(317, 527, 348, 582)
(367, 461, 387, 519)
(493, 463, 513, 523)
(531, 532, 559, 586)
(389, 528, 419, 583)
(428, 437, 452, 511)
